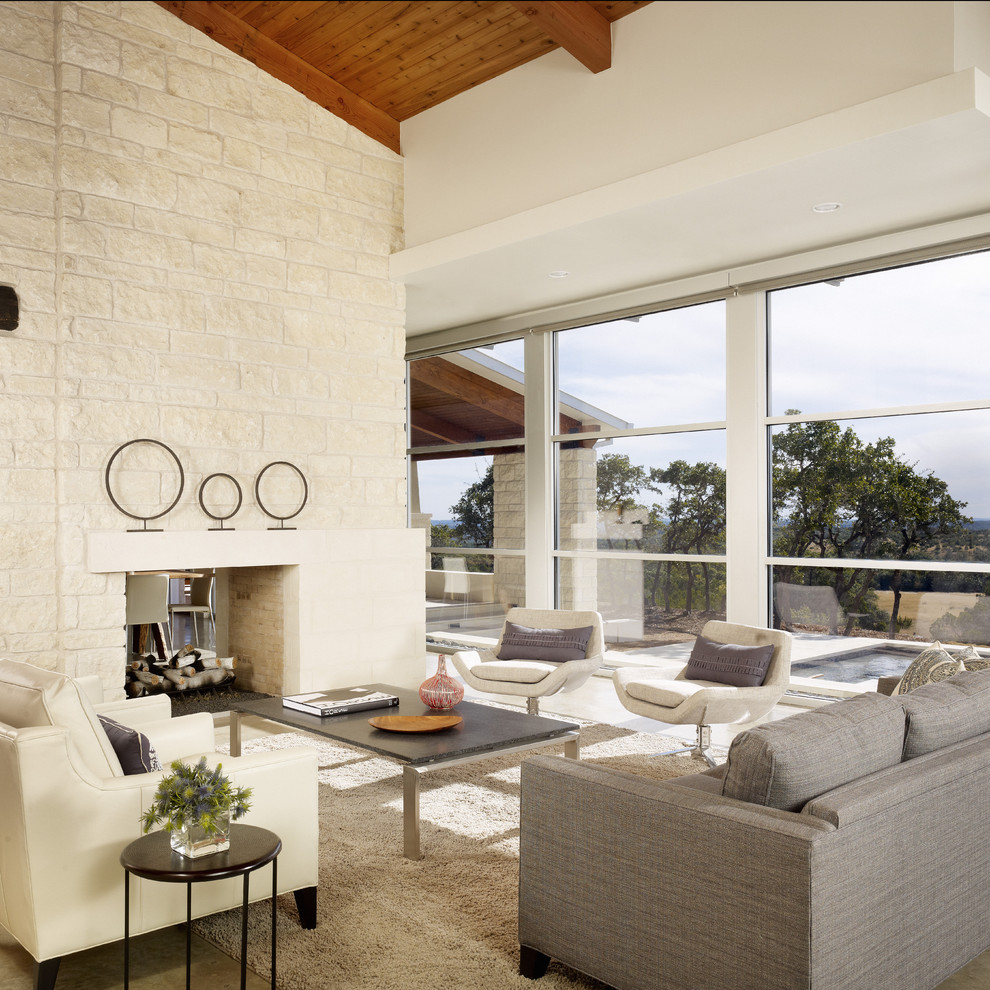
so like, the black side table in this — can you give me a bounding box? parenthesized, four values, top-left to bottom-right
(120, 823, 281, 990)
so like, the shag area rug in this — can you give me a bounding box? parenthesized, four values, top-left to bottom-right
(197, 719, 721, 990)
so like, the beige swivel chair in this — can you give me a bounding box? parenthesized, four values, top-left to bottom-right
(450, 607, 604, 715)
(169, 572, 216, 649)
(613, 620, 792, 767)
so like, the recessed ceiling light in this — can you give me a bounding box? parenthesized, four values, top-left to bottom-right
(548, 270, 570, 278)
(812, 202, 841, 213)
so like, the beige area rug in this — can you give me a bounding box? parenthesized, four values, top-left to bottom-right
(197, 720, 720, 990)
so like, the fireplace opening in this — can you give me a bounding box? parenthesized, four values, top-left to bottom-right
(124, 565, 287, 699)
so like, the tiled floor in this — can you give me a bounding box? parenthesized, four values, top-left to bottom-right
(3, 662, 989, 989)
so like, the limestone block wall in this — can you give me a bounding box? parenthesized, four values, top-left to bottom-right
(0, 1, 419, 690)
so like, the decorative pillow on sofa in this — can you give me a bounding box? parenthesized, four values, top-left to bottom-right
(893, 641, 963, 695)
(98, 715, 163, 775)
(720, 693, 906, 812)
(956, 645, 990, 673)
(497, 622, 593, 663)
(683, 635, 775, 687)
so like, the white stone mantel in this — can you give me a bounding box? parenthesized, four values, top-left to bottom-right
(87, 528, 324, 573)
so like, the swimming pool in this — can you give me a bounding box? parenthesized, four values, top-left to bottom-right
(790, 645, 921, 684)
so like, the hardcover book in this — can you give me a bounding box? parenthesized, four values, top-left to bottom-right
(281, 688, 399, 717)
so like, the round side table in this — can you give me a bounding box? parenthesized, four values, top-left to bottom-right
(120, 823, 281, 990)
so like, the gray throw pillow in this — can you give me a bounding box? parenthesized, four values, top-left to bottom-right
(98, 715, 163, 775)
(720, 693, 906, 811)
(497, 622, 593, 663)
(899, 669, 990, 758)
(683, 634, 774, 687)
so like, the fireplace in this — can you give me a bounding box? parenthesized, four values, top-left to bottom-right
(87, 528, 426, 700)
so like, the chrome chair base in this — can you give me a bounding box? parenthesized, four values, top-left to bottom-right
(654, 724, 718, 768)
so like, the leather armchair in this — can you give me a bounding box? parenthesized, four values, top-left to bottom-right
(450, 608, 604, 715)
(0, 659, 319, 990)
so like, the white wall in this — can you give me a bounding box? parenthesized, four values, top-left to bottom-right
(402, 0, 961, 246)
(0, 1, 423, 690)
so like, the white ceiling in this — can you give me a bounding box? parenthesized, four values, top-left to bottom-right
(393, 71, 990, 338)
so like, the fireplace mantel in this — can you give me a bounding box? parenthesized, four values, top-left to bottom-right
(87, 529, 322, 573)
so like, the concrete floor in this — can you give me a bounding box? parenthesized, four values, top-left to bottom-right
(2, 659, 989, 989)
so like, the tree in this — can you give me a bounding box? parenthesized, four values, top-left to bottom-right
(772, 414, 970, 633)
(450, 463, 494, 548)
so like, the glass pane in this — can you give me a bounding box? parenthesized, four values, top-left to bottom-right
(772, 566, 990, 646)
(557, 432, 726, 553)
(426, 552, 523, 648)
(557, 557, 726, 653)
(769, 251, 990, 416)
(412, 451, 525, 551)
(771, 411, 990, 563)
(409, 341, 524, 448)
(556, 300, 725, 433)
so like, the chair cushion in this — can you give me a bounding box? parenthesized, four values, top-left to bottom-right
(0, 659, 123, 776)
(683, 634, 774, 687)
(471, 660, 556, 684)
(720, 693, 906, 811)
(893, 641, 963, 695)
(899, 669, 990, 758)
(621, 676, 706, 708)
(98, 715, 163, 775)
(497, 622, 593, 663)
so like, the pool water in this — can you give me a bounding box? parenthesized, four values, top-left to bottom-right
(790, 646, 920, 684)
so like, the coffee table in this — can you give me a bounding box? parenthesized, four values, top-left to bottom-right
(229, 683, 580, 860)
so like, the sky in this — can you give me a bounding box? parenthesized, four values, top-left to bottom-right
(414, 250, 990, 521)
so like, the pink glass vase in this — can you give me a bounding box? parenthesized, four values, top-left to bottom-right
(419, 656, 464, 710)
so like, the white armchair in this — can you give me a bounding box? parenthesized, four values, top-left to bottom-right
(450, 608, 604, 715)
(0, 659, 319, 990)
(613, 620, 792, 766)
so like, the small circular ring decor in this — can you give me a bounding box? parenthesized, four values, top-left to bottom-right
(198, 472, 243, 530)
(254, 460, 308, 529)
(105, 438, 184, 531)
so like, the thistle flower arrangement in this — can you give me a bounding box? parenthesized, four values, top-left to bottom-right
(141, 757, 252, 837)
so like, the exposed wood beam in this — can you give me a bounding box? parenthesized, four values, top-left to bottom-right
(507, 1, 611, 73)
(154, 1, 401, 154)
(411, 410, 480, 445)
(412, 357, 525, 427)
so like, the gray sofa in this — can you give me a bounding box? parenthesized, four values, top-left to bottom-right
(518, 669, 990, 990)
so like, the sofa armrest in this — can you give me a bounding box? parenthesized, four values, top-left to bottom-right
(519, 755, 833, 990)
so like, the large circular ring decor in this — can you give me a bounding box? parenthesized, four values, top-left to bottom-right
(198, 473, 243, 531)
(105, 439, 185, 532)
(254, 461, 308, 530)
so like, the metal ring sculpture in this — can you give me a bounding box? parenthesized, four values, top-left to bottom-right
(254, 460, 308, 529)
(105, 439, 184, 532)
(198, 472, 243, 530)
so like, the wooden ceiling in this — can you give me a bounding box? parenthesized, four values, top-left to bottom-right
(154, 1, 651, 153)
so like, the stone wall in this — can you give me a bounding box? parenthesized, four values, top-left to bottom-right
(0, 1, 419, 690)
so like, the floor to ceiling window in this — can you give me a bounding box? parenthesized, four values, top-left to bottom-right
(767, 250, 990, 645)
(553, 302, 727, 653)
(408, 341, 526, 648)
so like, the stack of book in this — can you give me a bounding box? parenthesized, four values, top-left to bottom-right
(281, 689, 399, 717)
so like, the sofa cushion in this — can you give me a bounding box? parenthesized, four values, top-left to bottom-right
(893, 642, 963, 694)
(497, 622, 593, 663)
(98, 715, 163, 775)
(683, 634, 774, 687)
(899, 669, 990, 758)
(720, 693, 906, 811)
(0, 659, 123, 776)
